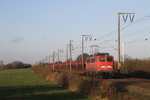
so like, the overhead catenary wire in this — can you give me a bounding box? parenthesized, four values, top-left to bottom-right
(95, 14, 150, 42)
(122, 26, 150, 38)
(37, 14, 150, 64)
(126, 35, 150, 45)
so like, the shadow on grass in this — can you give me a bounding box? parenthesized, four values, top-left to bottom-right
(0, 85, 88, 100)
(113, 70, 150, 79)
(121, 71, 150, 79)
(112, 81, 137, 92)
(128, 71, 150, 79)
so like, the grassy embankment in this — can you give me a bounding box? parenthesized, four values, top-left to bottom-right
(31, 66, 139, 100)
(0, 69, 91, 100)
(31, 58, 150, 100)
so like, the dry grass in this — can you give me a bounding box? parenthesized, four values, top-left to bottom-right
(113, 57, 150, 79)
(31, 58, 150, 100)
(122, 58, 150, 73)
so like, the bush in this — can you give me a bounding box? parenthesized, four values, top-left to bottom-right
(121, 57, 150, 74)
(0, 65, 6, 70)
(6, 61, 31, 69)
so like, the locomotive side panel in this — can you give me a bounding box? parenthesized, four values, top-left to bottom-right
(86, 57, 97, 72)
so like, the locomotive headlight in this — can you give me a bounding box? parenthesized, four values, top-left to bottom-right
(107, 66, 112, 68)
(101, 66, 106, 68)
(101, 66, 112, 68)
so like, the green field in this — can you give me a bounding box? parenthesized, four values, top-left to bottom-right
(0, 69, 91, 100)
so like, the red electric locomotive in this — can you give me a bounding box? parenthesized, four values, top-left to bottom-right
(86, 53, 115, 77)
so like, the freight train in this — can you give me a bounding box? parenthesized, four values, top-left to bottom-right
(47, 53, 115, 78)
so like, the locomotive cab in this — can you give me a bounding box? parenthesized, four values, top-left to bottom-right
(98, 56, 114, 72)
(86, 53, 114, 77)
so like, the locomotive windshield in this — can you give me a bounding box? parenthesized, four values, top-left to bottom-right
(100, 57, 113, 62)
(100, 57, 105, 62)
(107, 57, 113, 62)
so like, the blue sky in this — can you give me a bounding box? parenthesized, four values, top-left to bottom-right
(0, 0, 150, 64)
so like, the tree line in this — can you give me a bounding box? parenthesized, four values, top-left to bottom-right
(0, 61, 32, 70)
